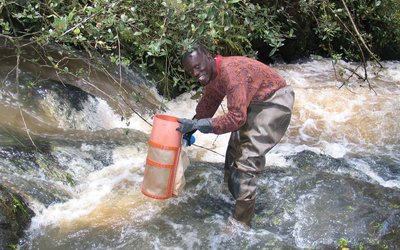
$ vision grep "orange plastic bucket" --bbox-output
[142,114,182,199]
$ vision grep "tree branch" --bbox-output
[340,0,382,67]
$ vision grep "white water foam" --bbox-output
[29,145,147,230]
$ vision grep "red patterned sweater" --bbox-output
[195,55,287,134]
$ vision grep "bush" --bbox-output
[298,0,400,61]
[1,0,399,97]
[0,0,292,97]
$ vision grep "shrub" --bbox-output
[1,0,399,97]
[0,0,292,97]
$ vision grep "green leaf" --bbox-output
[52,17,68,33]
[68,9,76,22]
[269,47,277,56]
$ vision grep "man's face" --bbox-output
[183,50,214,86]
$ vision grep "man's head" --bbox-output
[182,44,217,86]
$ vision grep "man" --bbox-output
[177,44,294,227]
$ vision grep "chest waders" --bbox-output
[224,86,295,226]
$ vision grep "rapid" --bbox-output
[0,44,399,249]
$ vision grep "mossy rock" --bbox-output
[0,185,34,249]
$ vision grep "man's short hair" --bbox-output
[182,44,210,63]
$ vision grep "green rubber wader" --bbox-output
[224,86,295,226]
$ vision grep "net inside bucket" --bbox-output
[141,114,182,199]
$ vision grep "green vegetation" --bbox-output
[1,0,399,97]
[7,244,18,250]
[338,237,349,249]
[10,193,29,216]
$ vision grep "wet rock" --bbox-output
[0,147,72,186]
[31,80,95,112]
[0,40,162,119]
[0,147,73,206]
[0,185,34,249]
[377,209,400,247]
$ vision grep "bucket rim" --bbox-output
[155,114,178,122]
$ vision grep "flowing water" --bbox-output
[0,44,399,249]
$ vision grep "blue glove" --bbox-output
[177,118,213,134]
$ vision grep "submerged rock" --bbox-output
[253,150,400,249]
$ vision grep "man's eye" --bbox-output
[195,65,200,69]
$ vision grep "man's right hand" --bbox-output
[177,118,213,134]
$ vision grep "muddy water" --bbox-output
[0,45,399,249]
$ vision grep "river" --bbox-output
[0,44,399,249]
